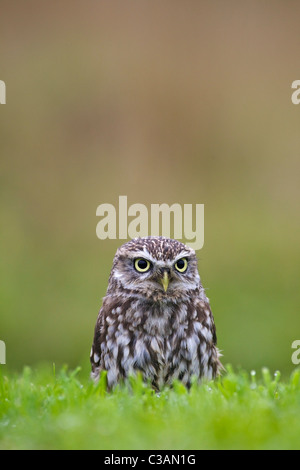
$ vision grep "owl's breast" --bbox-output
[126,301,190,387]
[102,297,216,389]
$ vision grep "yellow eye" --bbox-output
[134,258,151,273]
[174,258,188,273]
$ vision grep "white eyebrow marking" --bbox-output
[126,248,193,268]
[173,252,192,262]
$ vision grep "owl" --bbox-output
[90,236,222,390]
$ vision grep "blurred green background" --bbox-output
[1,1,299,376]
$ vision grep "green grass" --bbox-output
[1,365,300,450]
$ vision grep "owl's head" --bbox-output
[108,236,201,301]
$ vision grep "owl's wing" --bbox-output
[195,297,217,342]
[90,304,105,380]
[90,295,123,380]
[194,297,223,377]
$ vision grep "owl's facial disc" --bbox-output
[112,240,200,298]
[130,253,192,294]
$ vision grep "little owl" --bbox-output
[90,236,222,389]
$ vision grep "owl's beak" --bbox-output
[161,270,170,292]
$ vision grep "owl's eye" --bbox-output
[174,258,188,273]
[134,258,152,273]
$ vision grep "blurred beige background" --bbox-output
[1,1,299,375]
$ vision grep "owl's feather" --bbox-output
[91,236,222,389]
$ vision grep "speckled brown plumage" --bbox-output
[90,236,222,390]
